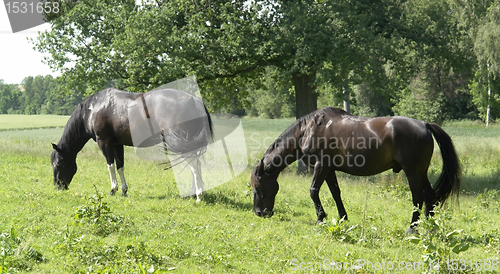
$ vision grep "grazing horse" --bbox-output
[51,87,213,201]
[251,107,460,232]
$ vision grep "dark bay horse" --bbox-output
[51,87,213,201]
[251,107,460,232]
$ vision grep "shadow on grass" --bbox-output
[145,191,253,211]
[272,208,307,218]
[146,195,170,200]
[460,173,500,195]
[202,192,253,212]
[336,170,500,198]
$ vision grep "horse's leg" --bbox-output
[325,171,347,221]
[114,145,128,197]
[422,176,435,217]
[310,162,330,224]
[406,172,433,234]
[97,139,118,195]
[188,156,204,202]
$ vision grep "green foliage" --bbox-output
[408,208,470,272]
[245,68,295,119]
[0,228,45,273]
[33,0,408,118]
[469,70,500,122]
[0,76,81,115]
[0,81,21,114]
[55,226,174,273]
[54,187,176,272]
[320,217,359,244]
[388,0,477,122]
[74,186,124,236]
[35,0,269,96]
[392,81,444,123]
[20,0,500,122]
[476,189,500,209]
[353,82,393,117]
[474,3,500,76]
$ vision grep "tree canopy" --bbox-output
[0,76,82,115]
[31,0,500,123]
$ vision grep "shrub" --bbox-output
[74,186,124,236]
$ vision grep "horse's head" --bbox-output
[51,143,77,190]
[251,159,279,218]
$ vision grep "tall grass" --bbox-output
[0,117,499,273]
[443,122,500,194]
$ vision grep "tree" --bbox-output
[386,0,477,123]
[18,75,58,114]
[0,80,21,114]
[35,0,405,119]
[444,0,500,124]
[245,67,295,118]
[35,0,268,99]
[0,75,80,115]
[474,3,500,125]
[469,69,500,122]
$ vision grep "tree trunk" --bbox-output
[487,64,491,127]
[343,85,350,114]
[292,72,317,119]
[292,72,317,174]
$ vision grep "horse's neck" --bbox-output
[263,153,291,175]
[58,107,91,158]
[263,134,301,175]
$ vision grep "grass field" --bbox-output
[0,115,70,131]
[0,115,499,273]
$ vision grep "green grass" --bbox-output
[442,122,500,194]
[0,116,499,273]
[0,115,70,131]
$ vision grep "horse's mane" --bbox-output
[262,107,349,160]
[57,93,98,154]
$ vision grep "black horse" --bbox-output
[251,107,460,233]
[51,87,213,201]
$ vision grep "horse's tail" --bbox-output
[161,105,213,170]
[426,123,461,205]
[204,105,214,142]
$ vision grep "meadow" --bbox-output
[0,115,70,131]
[0,115,499,273]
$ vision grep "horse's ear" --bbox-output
[51,143,59,152]
[256,159,265,176]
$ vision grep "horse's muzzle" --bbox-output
[255,208,273,218]
[54,180,69,190]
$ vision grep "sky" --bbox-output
[0,3,58,85]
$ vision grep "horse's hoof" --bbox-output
[121,190,128,197]
[406,227,418,235]
[316,213,327,225]
[196,193,204,202]
[110,189,117,196]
